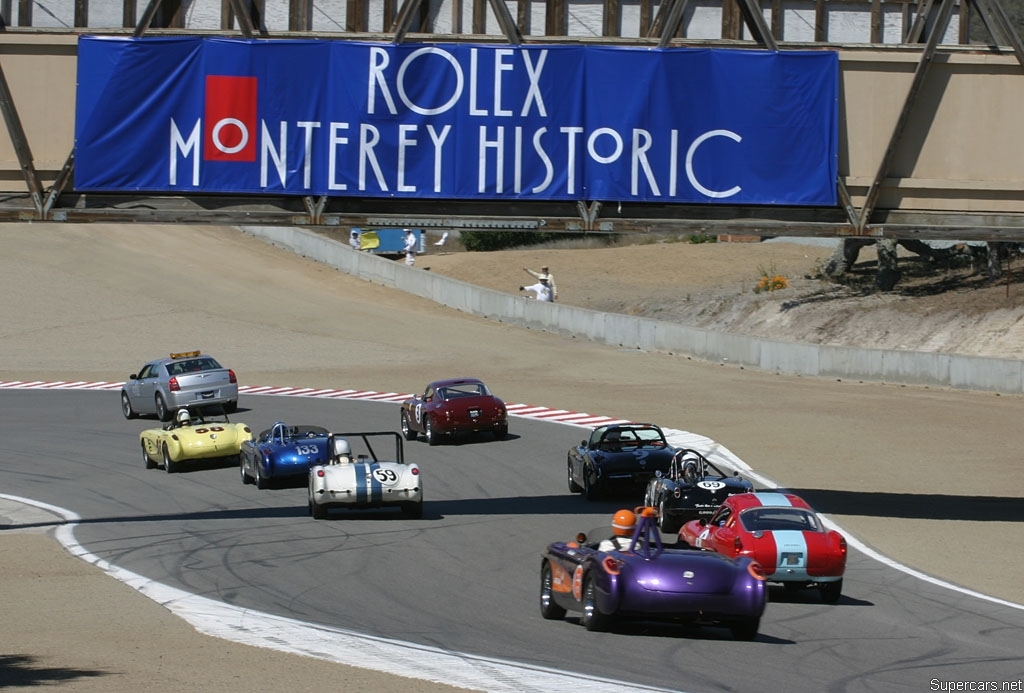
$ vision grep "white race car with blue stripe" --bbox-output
[308,431,423,520]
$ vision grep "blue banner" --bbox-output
[75,37,838,205]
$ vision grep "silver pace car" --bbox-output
[121,350,239,421]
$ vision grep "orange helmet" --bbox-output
[612,509,637,537]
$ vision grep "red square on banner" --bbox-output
[204,75,257,162]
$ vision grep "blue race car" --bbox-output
[540,507,767,639]
[240,421,331,489]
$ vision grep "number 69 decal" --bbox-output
[372,468,400,485]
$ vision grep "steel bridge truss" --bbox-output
[1,0,1023,241]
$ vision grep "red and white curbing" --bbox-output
[0,380,630,429]
[0,380,121,390]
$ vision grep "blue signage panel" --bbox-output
[75,37,838,205]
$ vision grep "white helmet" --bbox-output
[332,437,351,459]
[176,409,190,425]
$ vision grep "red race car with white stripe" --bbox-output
[678,492,847,603]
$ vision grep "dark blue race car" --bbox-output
[539,507,767,639]
[240,421,331,489]
[567,423,676,500]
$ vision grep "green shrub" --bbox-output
[687,233,717,244]
[460,231,562,251]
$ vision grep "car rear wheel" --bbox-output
[240,458,252,485]
[121,391,138,420]
[819,579,843,604]
[657,499,677,534]
[730,617,760,641]
[401,501,423,519]
[142,441,156,470]
[425,417,438,446]
[163,444,177,474]
[567,460,583,494]
[583,470,600,501]
[400,411,417,441]
[539,561,567,620]
[310,495,328,520]
[581,576,610,632]
[493,424,508,441]
[254,464,268,490]
[224,400,238,414]
[155,394,170,422]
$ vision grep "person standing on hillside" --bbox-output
[519,275,553,302]
[402,229,418,267]
[524,265,557,300]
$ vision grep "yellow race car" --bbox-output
[141,406,253,474]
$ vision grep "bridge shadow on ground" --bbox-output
[785,487,1024,523]
[0,654,109,687]
[7,490,1017,529]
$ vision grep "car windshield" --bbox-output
[739,507,821,533]
[596,426,666,449]
[167,357,222,375]
[188,406,230,425]
[442,382,489,398]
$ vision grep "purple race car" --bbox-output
[539,507,767,639]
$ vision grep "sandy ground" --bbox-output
[2,224,1023,691]
[408,232,1024,359]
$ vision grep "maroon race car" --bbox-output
[400,378,508,445]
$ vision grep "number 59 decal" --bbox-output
[372,468,400,485]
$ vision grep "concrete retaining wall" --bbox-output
[241,226,1024,395]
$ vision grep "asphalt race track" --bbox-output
[2,387,1022,692]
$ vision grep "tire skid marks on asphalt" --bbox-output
[0,493,680,693]
[4,384,1024,693]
